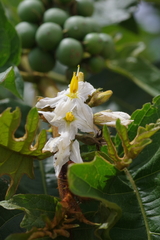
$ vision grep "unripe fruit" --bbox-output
[88,56,105,73]
[76,0,94,17]
[99,33,115,59]
[56,38,83,67]
[36,22,63,51]
[64,16,91,40]
[16,22,38,49]
[85,17,101,32]
[83,33,104,55]
[28,47,55,72]
[43,8,69,27]
[17,0,45,23]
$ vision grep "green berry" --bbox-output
[28,47,55,72]
[99,33,115,59]
[56,38,83,67]
[88,56,105,73]
[85,17,101,32]
[76,0,94,17]
[43,8,69,27]
[64,16,90,40]
[17,0,45,23]
[16,22,38,49]
[83,33,104,55]
[36,22,63,51]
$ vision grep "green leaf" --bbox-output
[0,194,60,240]
[0,107,52,199]
[102,117,160,169]
[93,0,138,26]
[104,95,160,239]
[68,153,122,239]
[119,95,160,144]
[0,2,21,67]
[0,194,59,231]
[106,54,160,96]
[68,95,160,239]
[0,98,31,137]
[5,21,21,65]
[0,178,24,240]
[1,195,105,240]
[0,66,24,99]
[2,0,22,26]
[115,42,146,58]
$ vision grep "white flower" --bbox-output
[36,68,96,137]
[43,133,82,177]
[54,139,83,177]
[36,71,96,111]
[94,110,133,127]
[42,132,70,153]
[39,102,95,140]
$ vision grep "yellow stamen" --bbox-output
[65,112,75,122]
[69,72,78,94]
[67,65,82,98]
[78,72,84,82]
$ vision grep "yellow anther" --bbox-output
[78,72,84,82]
[65,112,75,122]
[70,72,78,94]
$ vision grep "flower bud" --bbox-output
[88,90,113,107]
[94,110,133,127]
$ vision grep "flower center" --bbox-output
[65,112,75,122]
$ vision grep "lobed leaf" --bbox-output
[0,107,52,199]
[102,112,160,169]
[0,194,60,231]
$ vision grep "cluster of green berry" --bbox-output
[16,0,115,74]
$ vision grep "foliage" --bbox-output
[0,107,52,200]
[68,95,160,240]
[0,1,23,99]
[0,0,160,240]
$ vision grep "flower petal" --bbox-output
[76,100,96,132]
[36,90,67,109]
[94,110,133,127]
[102,111,131,121]
[78,81,96,101]
[104,119,133,127]
[43,137,61,152]
[70,140,83,164]
[38,111,55,123]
